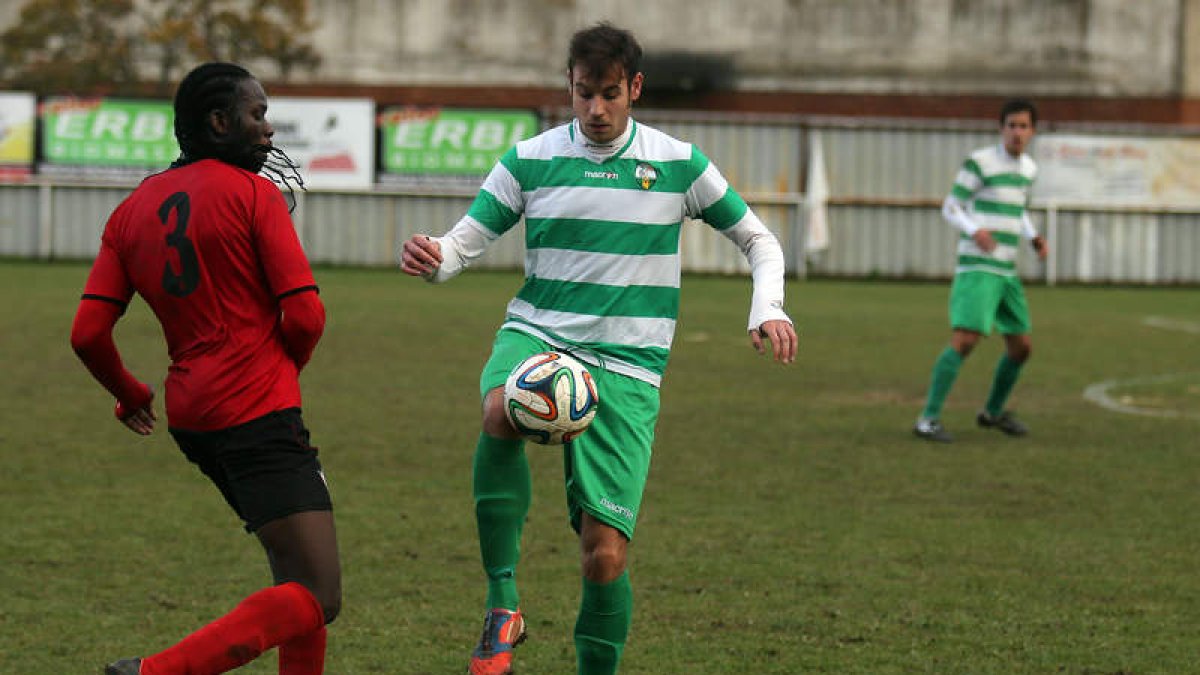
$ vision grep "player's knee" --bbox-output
[322,600,341,625]
[315,587,341,624]
[955,337,979,356]
[581,542,627,583]
[1011,344,1032,363]
[482,412,520,439]
[294,570,341,625]
[482,390,520,439]
[950,331,980,356]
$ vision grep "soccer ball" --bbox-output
[504,351,599,444]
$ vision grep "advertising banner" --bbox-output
[268,97,375,190]
[1034,134,1200,208]
[0,92,37,181]
[379,107,539,187]
[37,96,376,189]
[40,97,178,179]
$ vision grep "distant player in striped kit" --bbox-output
[400,22,797,675]
[913,99,1049,443]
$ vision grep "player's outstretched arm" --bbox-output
[750,319,798,364]
[399,217,498,283]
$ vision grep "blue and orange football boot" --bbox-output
[468,608,527,675]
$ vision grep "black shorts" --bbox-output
[169,408,332,533]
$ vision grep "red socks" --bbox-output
[278,626,327,675]
[140,582,325,675]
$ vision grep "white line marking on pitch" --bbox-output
[1142,316,1200,334]
[1085,318,1200,418]
[1083,373,1200,420]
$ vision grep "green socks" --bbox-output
[922,348,1025,421]
[575,572,632,675]
[984,353,1024,417]
[921,346,963,420]
[473,433,530,611]
[476,431,634,673]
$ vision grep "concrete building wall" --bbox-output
[298,0,1184,97]
[1183,0,1200,97]
[2,0,1198,114]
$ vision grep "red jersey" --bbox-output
[82,159,317,431]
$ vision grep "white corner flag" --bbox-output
[805,131,830,255]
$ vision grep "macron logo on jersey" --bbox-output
[584,169,619,180]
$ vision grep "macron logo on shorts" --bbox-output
[600,497,634,521]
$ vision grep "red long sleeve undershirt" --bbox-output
[69,300,152,412]
[278,290,325,371]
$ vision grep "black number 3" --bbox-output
[158,192,200,297]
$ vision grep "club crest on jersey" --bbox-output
[635,163,658,190]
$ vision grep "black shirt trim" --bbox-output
[277,285,319,301]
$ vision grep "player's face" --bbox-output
[570,64,643,144]
[205,78,274,172]
[1001,110,1035,157]
[233,79,274,171]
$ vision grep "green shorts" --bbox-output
[949,271,1031,335]
[481,328,659,541]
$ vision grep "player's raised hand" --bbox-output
[750,319,797,364]
[400,234,443,278]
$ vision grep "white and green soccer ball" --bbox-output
[504,351,600,445]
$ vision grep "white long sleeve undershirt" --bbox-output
[942,196,1039,239]
[719,211,793,331]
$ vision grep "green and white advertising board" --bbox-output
[40,97,178,178]
[379,107,539,186]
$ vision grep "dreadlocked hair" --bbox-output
[171,62,306,212]
[171,62,252,168]
[260,145,306,213]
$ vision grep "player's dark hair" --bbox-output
[1000,98,1038,127]
[567,22,642,85]
[172,62,253,167]
[171,62,305,211]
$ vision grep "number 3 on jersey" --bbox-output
[159,191,200,297]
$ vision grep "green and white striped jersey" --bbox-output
[942,144,1038,277]
[428,119,790,387]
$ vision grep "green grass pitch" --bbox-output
[3,260,1198,673]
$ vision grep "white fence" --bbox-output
[3,112,1198,284]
